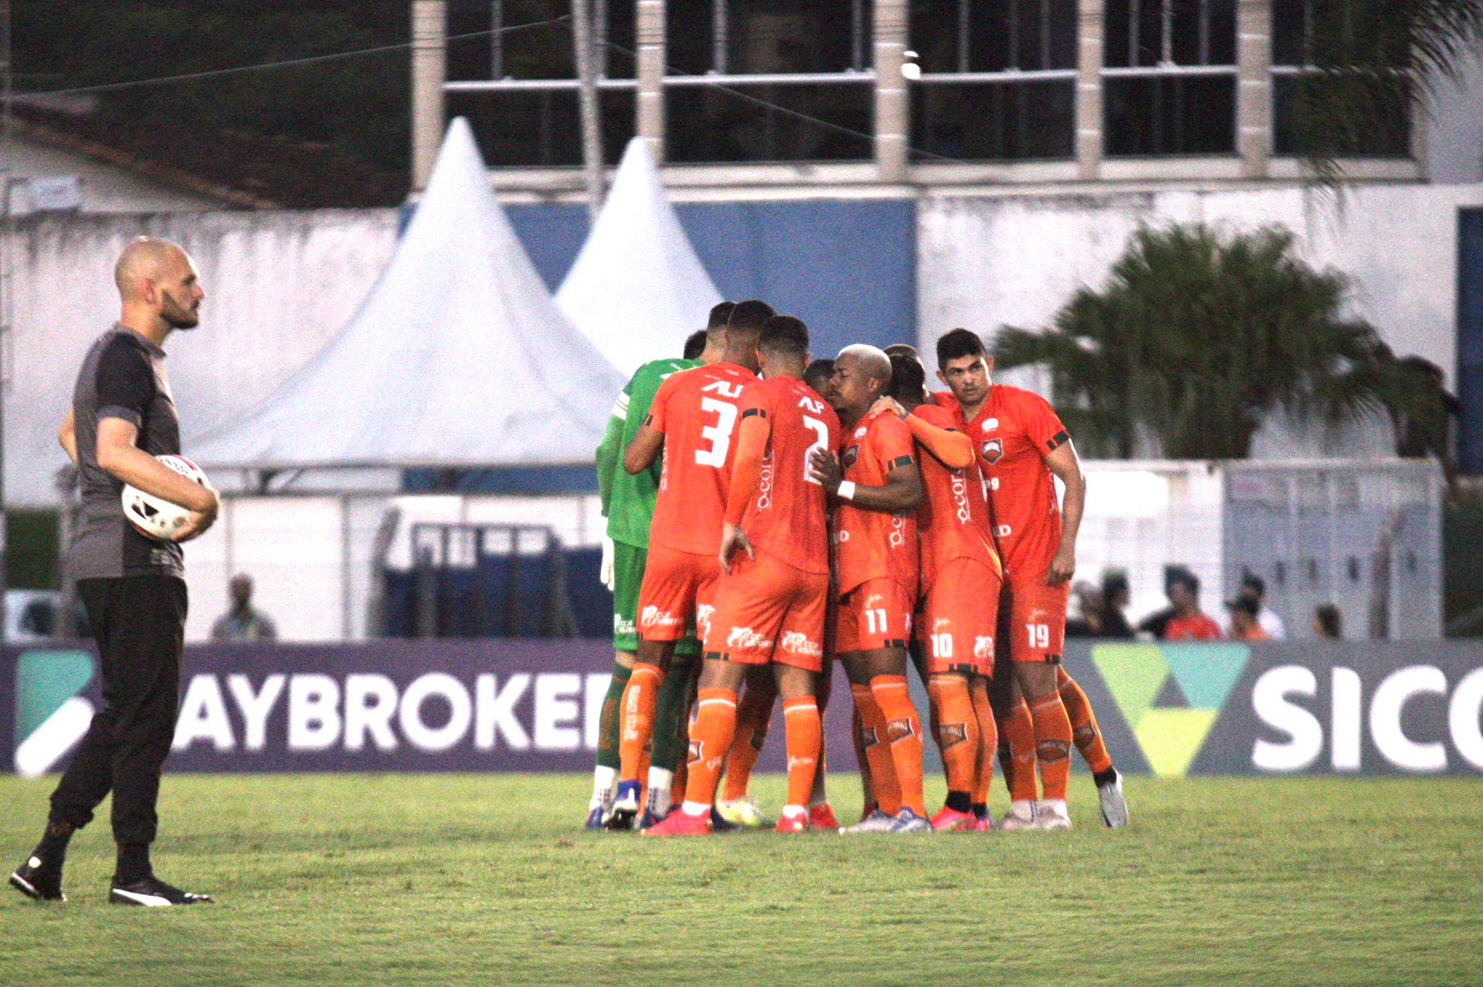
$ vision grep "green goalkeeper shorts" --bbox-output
[612,541,701,656]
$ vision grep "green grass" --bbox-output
[2,773,1481,986]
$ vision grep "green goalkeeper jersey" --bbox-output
[596,356,702,548]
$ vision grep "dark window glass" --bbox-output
[1104,0,1234,67]
[447,0,635,81]
[910,1,1077,73]
[1104,75,1235,155]
[666,82,873,162]
[911,79,1075,160]
[1272,76,1411,158]
[1270,0,1308,66]
[449,90,636,166]
[668,0,873,75]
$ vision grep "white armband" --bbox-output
[837,481,857,502]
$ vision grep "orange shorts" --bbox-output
[917,557,1002,675]
[833,577,914,655]
[702,551,828,672]
[997,575,1069,664]
[637,542,721,643]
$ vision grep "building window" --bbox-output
[664,0,874,163]
[1269,0,1410,158]
[1103,0,1237,156]
[444,0,637,167]
[909,0,1078,161]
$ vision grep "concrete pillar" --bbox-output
[637,0,666,162]
[411,0,447,191]
[1076,0,1104,180]
[1236,0,1271,178]
[874,0,909,183]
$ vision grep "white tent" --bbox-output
[190,118,624,469]
[555,138,723,376]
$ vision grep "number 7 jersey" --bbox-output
[645,360,759,556]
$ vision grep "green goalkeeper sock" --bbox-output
[649,656,695,774]
[595,663,633,772]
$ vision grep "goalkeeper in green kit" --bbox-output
[586,302,731,829]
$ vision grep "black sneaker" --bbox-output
[9,855,66,902]
[109,875,214,907]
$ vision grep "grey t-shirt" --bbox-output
[68,325,185,581]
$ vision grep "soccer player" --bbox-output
[606,299,776,830]
[586,303,732,828]
[933,328,1128,830]
[645,315,839,835]
[809,345,931,833]
[10,238,217,906]
[881,352,1004,832]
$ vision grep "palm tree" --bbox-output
[992,224,1386,459]
[1291,0,1483,183]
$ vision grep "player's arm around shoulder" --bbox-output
[905,402,974,469]
[809,415,921,513]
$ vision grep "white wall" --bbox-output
[4,209,399,506]
[5,134,226,213]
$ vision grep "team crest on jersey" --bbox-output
[984,418,998,430]
[842,447,859,468]
[981,438,1003,464]
[854,426,867,439]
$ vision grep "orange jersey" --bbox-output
[737,376,840,575]
[908,403,1001,587]
[647,361,758,556]
[935,386,1067,581]
[833,410,919,597]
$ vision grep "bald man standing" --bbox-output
[10,237,218,907]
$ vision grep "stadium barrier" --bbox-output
[4,640,1480,778]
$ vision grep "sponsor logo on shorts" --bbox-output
[614,615,637,637]
[981,439,1003,464]
[696,604,716,635]
[726,626,772,650]
[854,426,867,439]
[640,606,680,630]
[780,631,823,657]
[973,636,996,659]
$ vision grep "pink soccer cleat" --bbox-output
[929,806,978,832]
[641,808,711,837]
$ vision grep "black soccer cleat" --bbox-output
[10,855,66,902]
[109,875,214,907]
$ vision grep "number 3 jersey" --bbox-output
[735,375,840,575]
[833,409,920,597]
[645,360,759,556]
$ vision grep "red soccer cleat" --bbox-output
[641,808,711,837]
[808,803,840,830]
[973,816,992,832]
[930,806,978,832]
[775,811,809,833]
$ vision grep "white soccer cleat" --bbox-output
[1097,769,1128,829]
[1035,800,1072,831]
[716,796,770,830]
[839,809,896,834]
[998,801,1038,831]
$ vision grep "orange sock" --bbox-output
[999,696,1039,804]
[721,674,776,801]
[782,696,821,809]
[1027,692,1073,801]
[870,675,926,817]
[851,683,901,815]
[618,664,663,784]
[970,677,997,806]
[680,687,738,811]
[926,677,979,801]
[1058,667,1113,775]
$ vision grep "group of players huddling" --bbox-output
[588,300,1128,835]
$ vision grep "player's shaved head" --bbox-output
[114,237,188,302]
[837,344,892,385]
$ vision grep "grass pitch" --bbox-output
[2,773,1481,987]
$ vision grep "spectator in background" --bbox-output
[210,574,277,642]
[1218,572,1286,640]
[682,329,708,361]
[1313,604,1343,640]
[1064,580,1104,638]
[1143,566,1221,642]
[1100,570,1136,639]
[1225,596,1268,641]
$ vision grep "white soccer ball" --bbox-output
[121,454,209,542]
